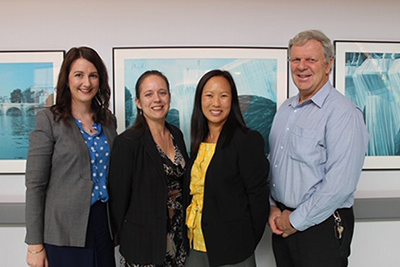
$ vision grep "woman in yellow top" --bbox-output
[183,70,270,267]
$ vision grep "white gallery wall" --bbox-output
[1,0,400,266]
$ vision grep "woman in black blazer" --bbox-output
[183,70,270,267]
[108,70,188,267]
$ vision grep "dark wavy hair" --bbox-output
[50,46,112,125]
[130,70,170,130]
[190,69,247,155]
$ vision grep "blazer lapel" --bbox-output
[69,116,92,181]
[141,128,167,182]
[103,122,117,148]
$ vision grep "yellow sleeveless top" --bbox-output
[186,142,216,252]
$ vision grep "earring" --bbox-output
[139,109,143,115]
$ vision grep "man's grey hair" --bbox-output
[288,30,334,64]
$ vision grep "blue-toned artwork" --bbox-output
[0,62,54,160]
[344,52,400,156]
[0,51,63,173]
[122,57,282,154]
[335,41,400,169]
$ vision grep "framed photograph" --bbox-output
[0,50,64,173]
[334,41,400,169]
[113,46,288,154]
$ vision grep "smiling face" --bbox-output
[136,74,170,124]
[68,58,99,108]
[290,39,333,103]
[201,76,232,129]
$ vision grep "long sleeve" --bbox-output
[290,106,368,231]
[237,130,270,244]
[269,82,368,232]
[25,110,55,244]
[108,134,135,236]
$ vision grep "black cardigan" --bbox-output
[183,126,270,267]
[108,123,188,265]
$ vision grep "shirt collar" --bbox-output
[74,119,102,137]
[289,80,332,108]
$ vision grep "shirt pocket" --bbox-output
[288,125,326,165]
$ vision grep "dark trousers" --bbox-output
[185,249,256,267]
[272,207,354,267]
[45,201,116,267]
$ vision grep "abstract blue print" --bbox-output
[345,52,400,156]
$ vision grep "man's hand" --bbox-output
[274,209,297,238]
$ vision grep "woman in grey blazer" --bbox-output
[25,47,117,267]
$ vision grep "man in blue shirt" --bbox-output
[268,30,369,267]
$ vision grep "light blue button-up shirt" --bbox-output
[269,81,368,231]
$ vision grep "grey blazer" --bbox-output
[25,108,117,247]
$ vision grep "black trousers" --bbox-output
[184,249,256,267]
[45,201,116,267]
[272,207,354,267]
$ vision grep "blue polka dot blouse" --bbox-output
[75,119,110,205]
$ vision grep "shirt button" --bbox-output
[286,127,289,131]
[294,110,297,113]
[280,146,283,149]
[272,184,276,187]
[275,165,278,168]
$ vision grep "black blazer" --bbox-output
[183,126,270,267]
[108,123,188,265]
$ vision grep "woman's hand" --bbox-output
[268,205,284,235]
[26,244,48,267]
[274,210,297,238]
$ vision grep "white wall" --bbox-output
[1,0,400,266]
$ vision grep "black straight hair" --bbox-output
[190,69,247,155]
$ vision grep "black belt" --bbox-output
[274,200,295,212]
[274,199,352,215]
